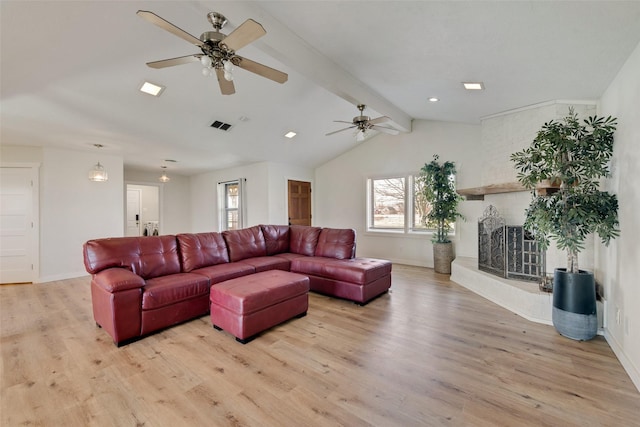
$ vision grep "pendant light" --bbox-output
[88,162,108,182]
[159,166,170,183]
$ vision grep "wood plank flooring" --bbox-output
[1,265,638,426]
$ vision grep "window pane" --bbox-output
[412,176,431,230]
[226,183,238,209]
[372,178,405,229]
[226,209,238,230]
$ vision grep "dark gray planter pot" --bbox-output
[552,268,597,341]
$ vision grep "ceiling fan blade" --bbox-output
[333,120,355,125]
[369,115,391,125]
[326,126,355,136]
[222,19,266,52]
[146,54,201,69]
[137,10,203,47]
[215,68,236,95]
[235,56,288,84]
[371,125,400,135]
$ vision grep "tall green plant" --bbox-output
[419,155,464,243]
[510,108,619,273]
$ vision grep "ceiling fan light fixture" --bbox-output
[200,55,212,67]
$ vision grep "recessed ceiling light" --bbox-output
[428,97,439,102]
[140,81,165,96]
[284,131,297,138]
[463,82,484,90]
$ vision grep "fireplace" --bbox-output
[478,205,544,282]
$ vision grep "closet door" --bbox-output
[0,166,38,284]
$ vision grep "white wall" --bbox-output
[598,40,640,390]
[190,162,269,232]
[314,120,482,266]
[124,170,191,235]
[0,146,124,282]
[190,161,315,232]
[267,162,314,225]
[40,148,123,281]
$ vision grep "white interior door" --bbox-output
[126,189,141,236]
[0,167,38,284]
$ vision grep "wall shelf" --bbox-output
[458,181,558,200]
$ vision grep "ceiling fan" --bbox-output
[137,10,288,95]
[326,104,400,142]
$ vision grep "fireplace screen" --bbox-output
[478,206,544,282]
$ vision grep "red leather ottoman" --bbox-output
[210,270,310,343]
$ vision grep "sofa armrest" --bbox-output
[93,268,145,293]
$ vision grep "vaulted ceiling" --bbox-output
[2,1,640,175]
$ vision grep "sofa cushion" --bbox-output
[289,225,322,256]
[83,235,180,279]
[236,256,290,273]
[177,232,229,272]
[314,228,356,259]
[260,224,290,255]
[191,263,255,285]
[142,273,210,310]
[291,257,392,285]
[223,226,267,262]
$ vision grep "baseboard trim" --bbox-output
[604,329,640,393]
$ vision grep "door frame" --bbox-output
[124,181,163,236]
[0,162,40,283]
[285,177,313,226]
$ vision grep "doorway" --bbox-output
[287,180,312,226]
[125,183,161,236]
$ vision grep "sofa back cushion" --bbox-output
[260,225,290,255]
[83,235,180,279]
[222,226,267,262]
[177,232,229,272]
[314,228,356,259]
[289,225,322,256]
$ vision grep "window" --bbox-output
[370,177,405,229]
[219,179,245,231]
[367,174,450,234]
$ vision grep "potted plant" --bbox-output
[418,155,464,274]
[511,108,619,340]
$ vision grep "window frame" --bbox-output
[366,173,453,236]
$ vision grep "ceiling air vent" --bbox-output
[210,120,232,131]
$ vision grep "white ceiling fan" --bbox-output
[137,10,288,95]
[326,104,400,141]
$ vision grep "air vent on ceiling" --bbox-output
[210,120,232,131]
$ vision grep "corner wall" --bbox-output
[598,40,640,390]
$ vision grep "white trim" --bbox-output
[37,272,88,284]
[605,329,640,392]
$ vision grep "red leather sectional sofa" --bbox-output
[83,225,392,345]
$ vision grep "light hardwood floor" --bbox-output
[1,265,638,426]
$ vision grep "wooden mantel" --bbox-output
[457,181,558,200]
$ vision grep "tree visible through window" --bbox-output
[368,174,449,234]
[371,177,405,229]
